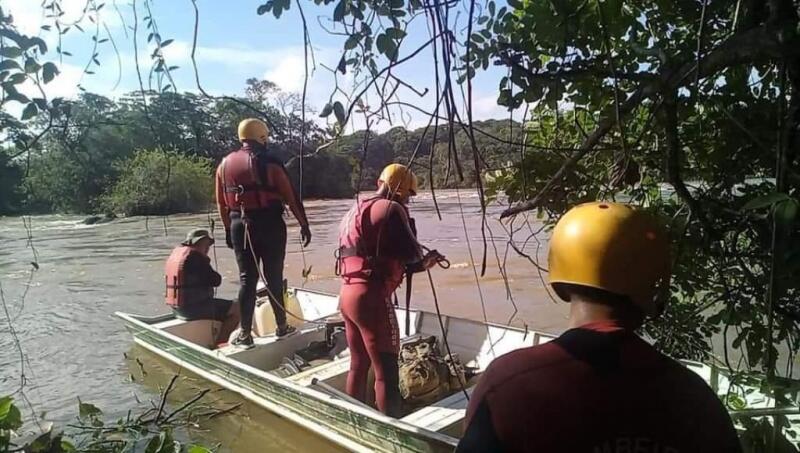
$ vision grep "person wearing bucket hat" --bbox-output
[164,228,239,342]
[456,202,740,453]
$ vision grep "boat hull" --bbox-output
[119,311,458,453]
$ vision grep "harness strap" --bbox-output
[337,245,360,258]
[224,184,281,195]
[220,151,280,203]
[405,271,413,336]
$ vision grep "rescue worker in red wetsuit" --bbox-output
[337,164,444,416]
[215,118,311,349]
[457,202,742,453]
[164,228,239,342]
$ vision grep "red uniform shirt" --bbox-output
[457,321,742,453]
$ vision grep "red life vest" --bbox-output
[336,196,409,291]
[164,246,212,307]
[219,145,282,211]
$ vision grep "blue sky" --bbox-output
[6,0,514,132]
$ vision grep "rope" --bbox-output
[240,210,326,326]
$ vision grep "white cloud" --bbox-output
[42,63,85,99]
[4,0,124,37]
[263,54,308,93]
[472,92,509,120]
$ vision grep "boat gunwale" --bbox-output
[114,308,461,450]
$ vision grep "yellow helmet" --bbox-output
[238,118,270,145]
[379,163,418,197]
[548,202,670,316]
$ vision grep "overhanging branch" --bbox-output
[500,22,800,218]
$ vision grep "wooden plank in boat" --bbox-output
[289,356,352,386]
[401,387,475,433]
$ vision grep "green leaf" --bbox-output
[0,60,20,71]
[497,88,512,107]
[333,101,346,125]
[0,46,22,58]
[24,58,41,74]
[344,33,361,50]
[507,0,522,8]
[4,90,31,104]
[60,439,77,452]
[742,192,792,210]
[0,29,23,45]
[257,3,270,14]
[775,199,799,232]
[27,37,48,53]
[187,447,212,453]
[21,102,38,120]
[385,27,406,40]
[78,401,103,420]
[160,39,174,48]
[272,1,285,19]
[375,33,397,60]
[0,397,23,430]
[336,54,347,74]
[42,62,59,84]
[319,103,333,118]
[388,0,404,8]
[376,33,388,55]
[7,72,27,84]
[333,0,347,21]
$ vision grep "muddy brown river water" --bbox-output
[0,190,566,451]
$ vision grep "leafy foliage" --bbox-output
[103,149,213,216]
[0,396,213,453]
[0,7,60,124]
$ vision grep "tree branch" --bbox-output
[500,22,800,218]
[663,91,703,217]
[500,83,653,218]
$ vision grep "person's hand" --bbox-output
[225,229,233,249]
[422,250,446,270]
[300,224,312,247]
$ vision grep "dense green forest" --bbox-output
[0,78,515,216]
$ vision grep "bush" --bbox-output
[0,150,24,215]
[1,394,213,453]
[285,150,355,199]
[104,149,213,216]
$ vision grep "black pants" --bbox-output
[174,298,232,322]
[230,207,287,334]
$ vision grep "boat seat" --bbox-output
[159,318,222,349]
[288,353,351,386]
[400,386,475,433]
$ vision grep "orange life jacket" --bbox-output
[164,245,212,307]
[219,145,282,211]
[336,196,411,291]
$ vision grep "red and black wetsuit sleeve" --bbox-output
[369,200,420,264]
[183,252,222,288]
[266,162,309,228]
[456,399,504,452]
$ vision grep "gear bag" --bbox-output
[398,335,466,405]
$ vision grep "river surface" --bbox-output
[0,190,564,451]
